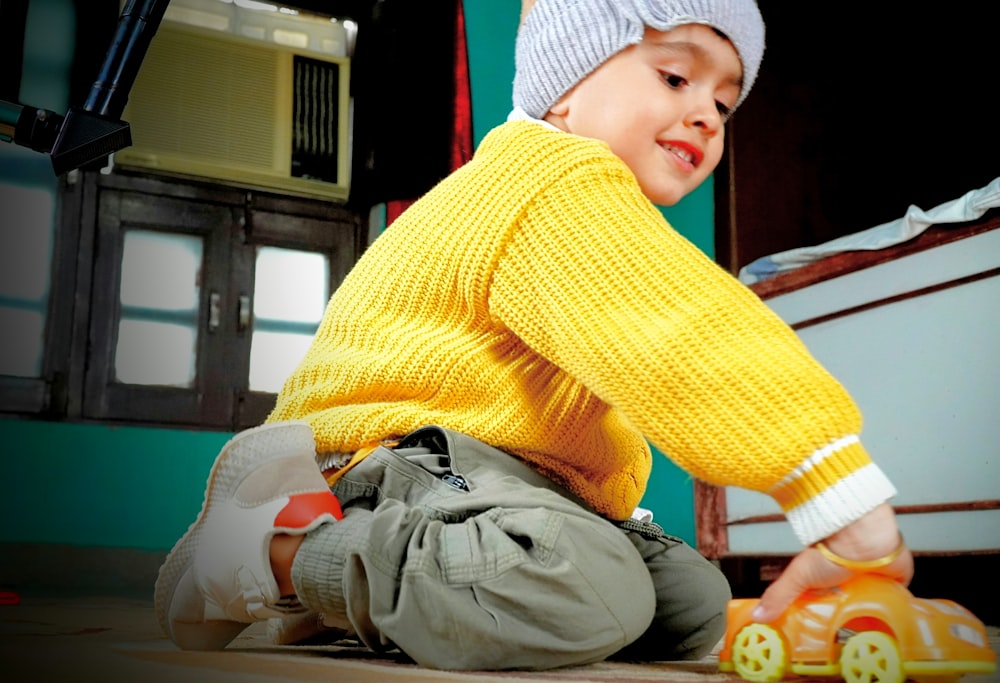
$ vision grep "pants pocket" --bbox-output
[438,507,562,584]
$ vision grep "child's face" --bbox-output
[545,24,742,206]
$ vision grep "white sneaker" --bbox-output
[154,421,342,650]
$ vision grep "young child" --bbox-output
[155,0,913,670]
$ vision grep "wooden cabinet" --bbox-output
[701,3,1000,589]
[697,214,1000,564]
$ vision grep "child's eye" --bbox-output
[715,101,732,119]
[659,72,687,89]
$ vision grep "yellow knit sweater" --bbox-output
[268,120,896,545]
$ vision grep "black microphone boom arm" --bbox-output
[0,0,171,175]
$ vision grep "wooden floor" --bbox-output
[2,595,998,683]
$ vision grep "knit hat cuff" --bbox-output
[515,2,644,121]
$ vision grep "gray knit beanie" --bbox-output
[513,0,765,119]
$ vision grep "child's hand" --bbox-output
[750,503,914,622]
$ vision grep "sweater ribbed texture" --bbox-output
[268,120,895,545]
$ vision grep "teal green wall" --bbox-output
[465,2,520,148]
[1,420,229,550]
[2,0,715,552]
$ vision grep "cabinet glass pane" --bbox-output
[115,230,202,386]
[120,230,201,310]
[0,183,54,377]
[253,247,328,322]
[115,320,198,386]
[0,308,45,377]
[249,246,328,392]
[249,330,315,394]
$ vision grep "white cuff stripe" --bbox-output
[767,434,861,495]
[785,463,898,546]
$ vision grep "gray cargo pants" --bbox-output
[291,426,730,670]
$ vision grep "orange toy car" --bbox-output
[718,574,996,683]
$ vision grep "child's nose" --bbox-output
[685,97,723,136]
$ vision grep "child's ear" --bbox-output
[548,95,570,117]
[543,90,575,132]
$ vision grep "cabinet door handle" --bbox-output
[208,292,221,333]
[238,294,251,333]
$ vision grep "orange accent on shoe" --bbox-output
[275,491,344,529]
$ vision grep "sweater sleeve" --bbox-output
[488,158,896,545]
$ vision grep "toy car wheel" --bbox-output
[839,631,905,683]
[731,623,788,682]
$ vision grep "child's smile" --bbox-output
[660,140,704,173]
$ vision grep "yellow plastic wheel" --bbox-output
[839,631,905,683]
[731,623,788,682]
